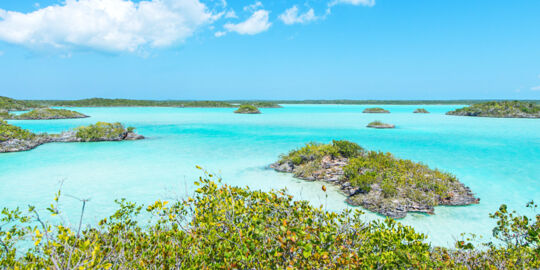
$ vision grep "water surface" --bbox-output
[1,105,539,247]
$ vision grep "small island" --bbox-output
[413,108,429,113]
[10,108,89,120]
[362,107,390,113]
[0,121,144,153]
[446,101,540,118]
[234,104,261,114]
[271,140,479,218]
[367,121,395,129]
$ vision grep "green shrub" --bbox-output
[447,101,540,117]
[234,104,261,114]
[331,139,363,158]
[363,107,390,113]
[75,122,126,141]
[0,120,36,142]
[0,96,38,111]
[0,174,537,268]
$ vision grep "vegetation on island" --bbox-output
[0,96,40,111]
[447,101,540,118]
[367,120,395,129]
[27,98,287,109]
[1,121,143,153]
[363,107,390,113]
[31,98,237,108]
[414,108,430,113]
[74,122,139,142]
[12,108,88,120]
[0,120,36,142]
[273,141,478,218]
[241,101,282,108]
[0,110,10,120]
[234,104,261,114]
[0,174,537,268]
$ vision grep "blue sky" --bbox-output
[0,0,539,100]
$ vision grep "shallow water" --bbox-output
[1,105,539,247]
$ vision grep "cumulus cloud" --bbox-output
[279,6,316,25]
[329,0,375,7]
[531,86,540,91]
[224,9,271,35]
[0,0,219,52]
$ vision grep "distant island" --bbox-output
[447,101,540,118]
[242,99,540,105]
[367,121,395,129]
[4,96,540,108]
[234,104,261,114]
[271,140,479,218]
[3,108,89,120]
[0,121,143,153]
[363,107,390,113]
[414,108,429,113]
[24,98,282,108]
[0,96,41,111]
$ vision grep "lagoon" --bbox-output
[1,104,539,247]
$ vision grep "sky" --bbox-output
[0,0,539,100]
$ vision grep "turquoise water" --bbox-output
[1,105,539,247]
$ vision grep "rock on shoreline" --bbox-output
[0,122,144,153]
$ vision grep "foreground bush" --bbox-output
[0,172,538,269]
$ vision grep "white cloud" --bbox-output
[225,10,237,18]
[224,9,271,35]
[243,1,263,12]
[214,31,227,37]
[279,6,316,25]
[0,51,4,56]
[0,0,219,53]
[329,0,375,7]
[531,86,540,91]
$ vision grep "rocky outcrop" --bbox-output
[362,108,390,113]
[367,122,395,129]
[271,155,479,219]
[234,105,261,114]
[0,136,50,153]
[1,130,144,153]
[413,108,429,113]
